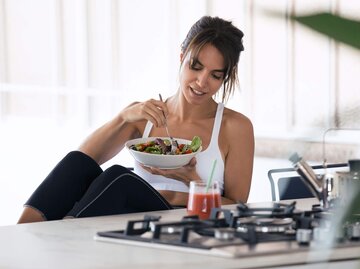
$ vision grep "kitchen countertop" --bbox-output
[0,198,359,269]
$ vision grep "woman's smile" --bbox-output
[190,86,206,96]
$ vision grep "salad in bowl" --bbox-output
[125,136,202,169]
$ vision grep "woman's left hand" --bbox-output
[140,157,201,186]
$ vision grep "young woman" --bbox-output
[18,16,254,223]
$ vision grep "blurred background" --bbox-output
[0,0,359,225]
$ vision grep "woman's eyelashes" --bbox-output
[189,61,202,71]
[212,73,223,80]
[189,63,224,81]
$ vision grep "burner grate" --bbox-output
[236,201,298,218]
[95,201,360,259]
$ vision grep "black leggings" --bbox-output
[25,151,172,221]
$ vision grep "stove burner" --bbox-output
[236,218,293,233]
[255,218,275,225]
[236,202,299,218]
[272,218,293,225]
[235,217,294,234]
[236,217,256,224]
[96,201,360,256]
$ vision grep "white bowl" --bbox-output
[125,137,202,169]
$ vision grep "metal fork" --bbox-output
[158,94,178,154]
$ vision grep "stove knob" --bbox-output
[313,227,329,242]
[214,228,235,241]
[296,229,312,245]
[347,222,360,240]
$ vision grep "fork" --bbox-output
[158,94,178,154]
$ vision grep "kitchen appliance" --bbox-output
[94,201,360,259]
[290,153,360,209]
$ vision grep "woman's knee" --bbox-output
[102,165,133,179]
[83,165,135,193]
[17,206,46,224]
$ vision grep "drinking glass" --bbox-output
[187,181,221,220]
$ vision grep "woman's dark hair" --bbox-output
[181,16,244,103]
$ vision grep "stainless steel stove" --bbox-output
[94,202,360,259]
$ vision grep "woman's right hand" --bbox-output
[120,99,169,128]
[78,98,169,165]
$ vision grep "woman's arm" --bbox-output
[78,114,136,165]
[221,111,254,204]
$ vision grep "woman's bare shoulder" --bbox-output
[222,107,253,134]
[219,107,254,157]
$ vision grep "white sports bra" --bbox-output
[133,103,225,193]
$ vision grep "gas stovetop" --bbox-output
[94,202,360,259]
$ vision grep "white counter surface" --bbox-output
[1,198,359,269]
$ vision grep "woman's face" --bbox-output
[179,43,225,105]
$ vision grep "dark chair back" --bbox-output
[277,176,314,200]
